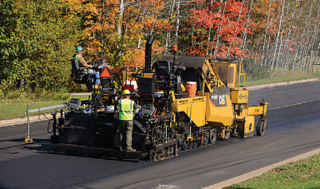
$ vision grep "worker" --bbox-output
[118,89,139,152]
[74,46,100,86]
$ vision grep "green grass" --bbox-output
[0,94,90,120]
[246,74,320,86]
[245,67,320,86]
[225,154,320,189]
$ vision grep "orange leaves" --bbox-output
[184,0,251,58]
[66,0,169,73]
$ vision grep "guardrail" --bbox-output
[25,104,65,143]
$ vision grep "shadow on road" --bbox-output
[0,138,50,150]
[22,140,143,163]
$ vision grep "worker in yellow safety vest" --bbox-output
[118,89,139,152]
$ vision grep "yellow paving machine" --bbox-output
[48,36,268,161]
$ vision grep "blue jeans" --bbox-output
[85,69,100,85]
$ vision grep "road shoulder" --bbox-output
[203,148,320,189]
[0,113,52,128]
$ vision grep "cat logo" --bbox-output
[239,92,248,101]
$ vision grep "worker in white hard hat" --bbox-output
[118,89,139,152]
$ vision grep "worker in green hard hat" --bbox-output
[74,46,100,86]
[118,89,139,152]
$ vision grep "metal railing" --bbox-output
[25,104,65,143]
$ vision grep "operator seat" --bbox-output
[71,59,92,90]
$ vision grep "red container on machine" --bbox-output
[123,80,137,92]
[187,81,197,98]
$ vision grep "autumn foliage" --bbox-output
[64,0,167,71]
[1,0,319,95]
[0,0,81,94]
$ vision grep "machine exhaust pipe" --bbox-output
[145,36,154,73]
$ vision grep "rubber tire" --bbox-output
[203,133,209,146]
[182,140,189,151]
[256,119,267,136]
[224,131,231,140]
[209,129,217,144]
[192,141,197,148]
[177,135,183,152]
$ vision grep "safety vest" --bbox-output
[118,99,135,120]
[74,55,82,67]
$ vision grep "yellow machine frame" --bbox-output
[117,57,268,141]
[174,57,268,140]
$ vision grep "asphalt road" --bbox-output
[1,80,320,189]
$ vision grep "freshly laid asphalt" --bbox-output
[0,80,320,189]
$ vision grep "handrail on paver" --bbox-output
[25,104,65,144]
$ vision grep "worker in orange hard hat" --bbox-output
[117,89,139,152]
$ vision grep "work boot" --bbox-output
[127,148,136,152]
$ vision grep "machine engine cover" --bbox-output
[155,60,171,78]
[138,77,156,94]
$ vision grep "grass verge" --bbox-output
[0,94,90,120]
[1,69,320,120]
[225,154,320,189]
[246,74,320,86]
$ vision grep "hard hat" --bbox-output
[76,46,84,52]
[123,89,131,95]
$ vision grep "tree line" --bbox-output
[1,0,319,95]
